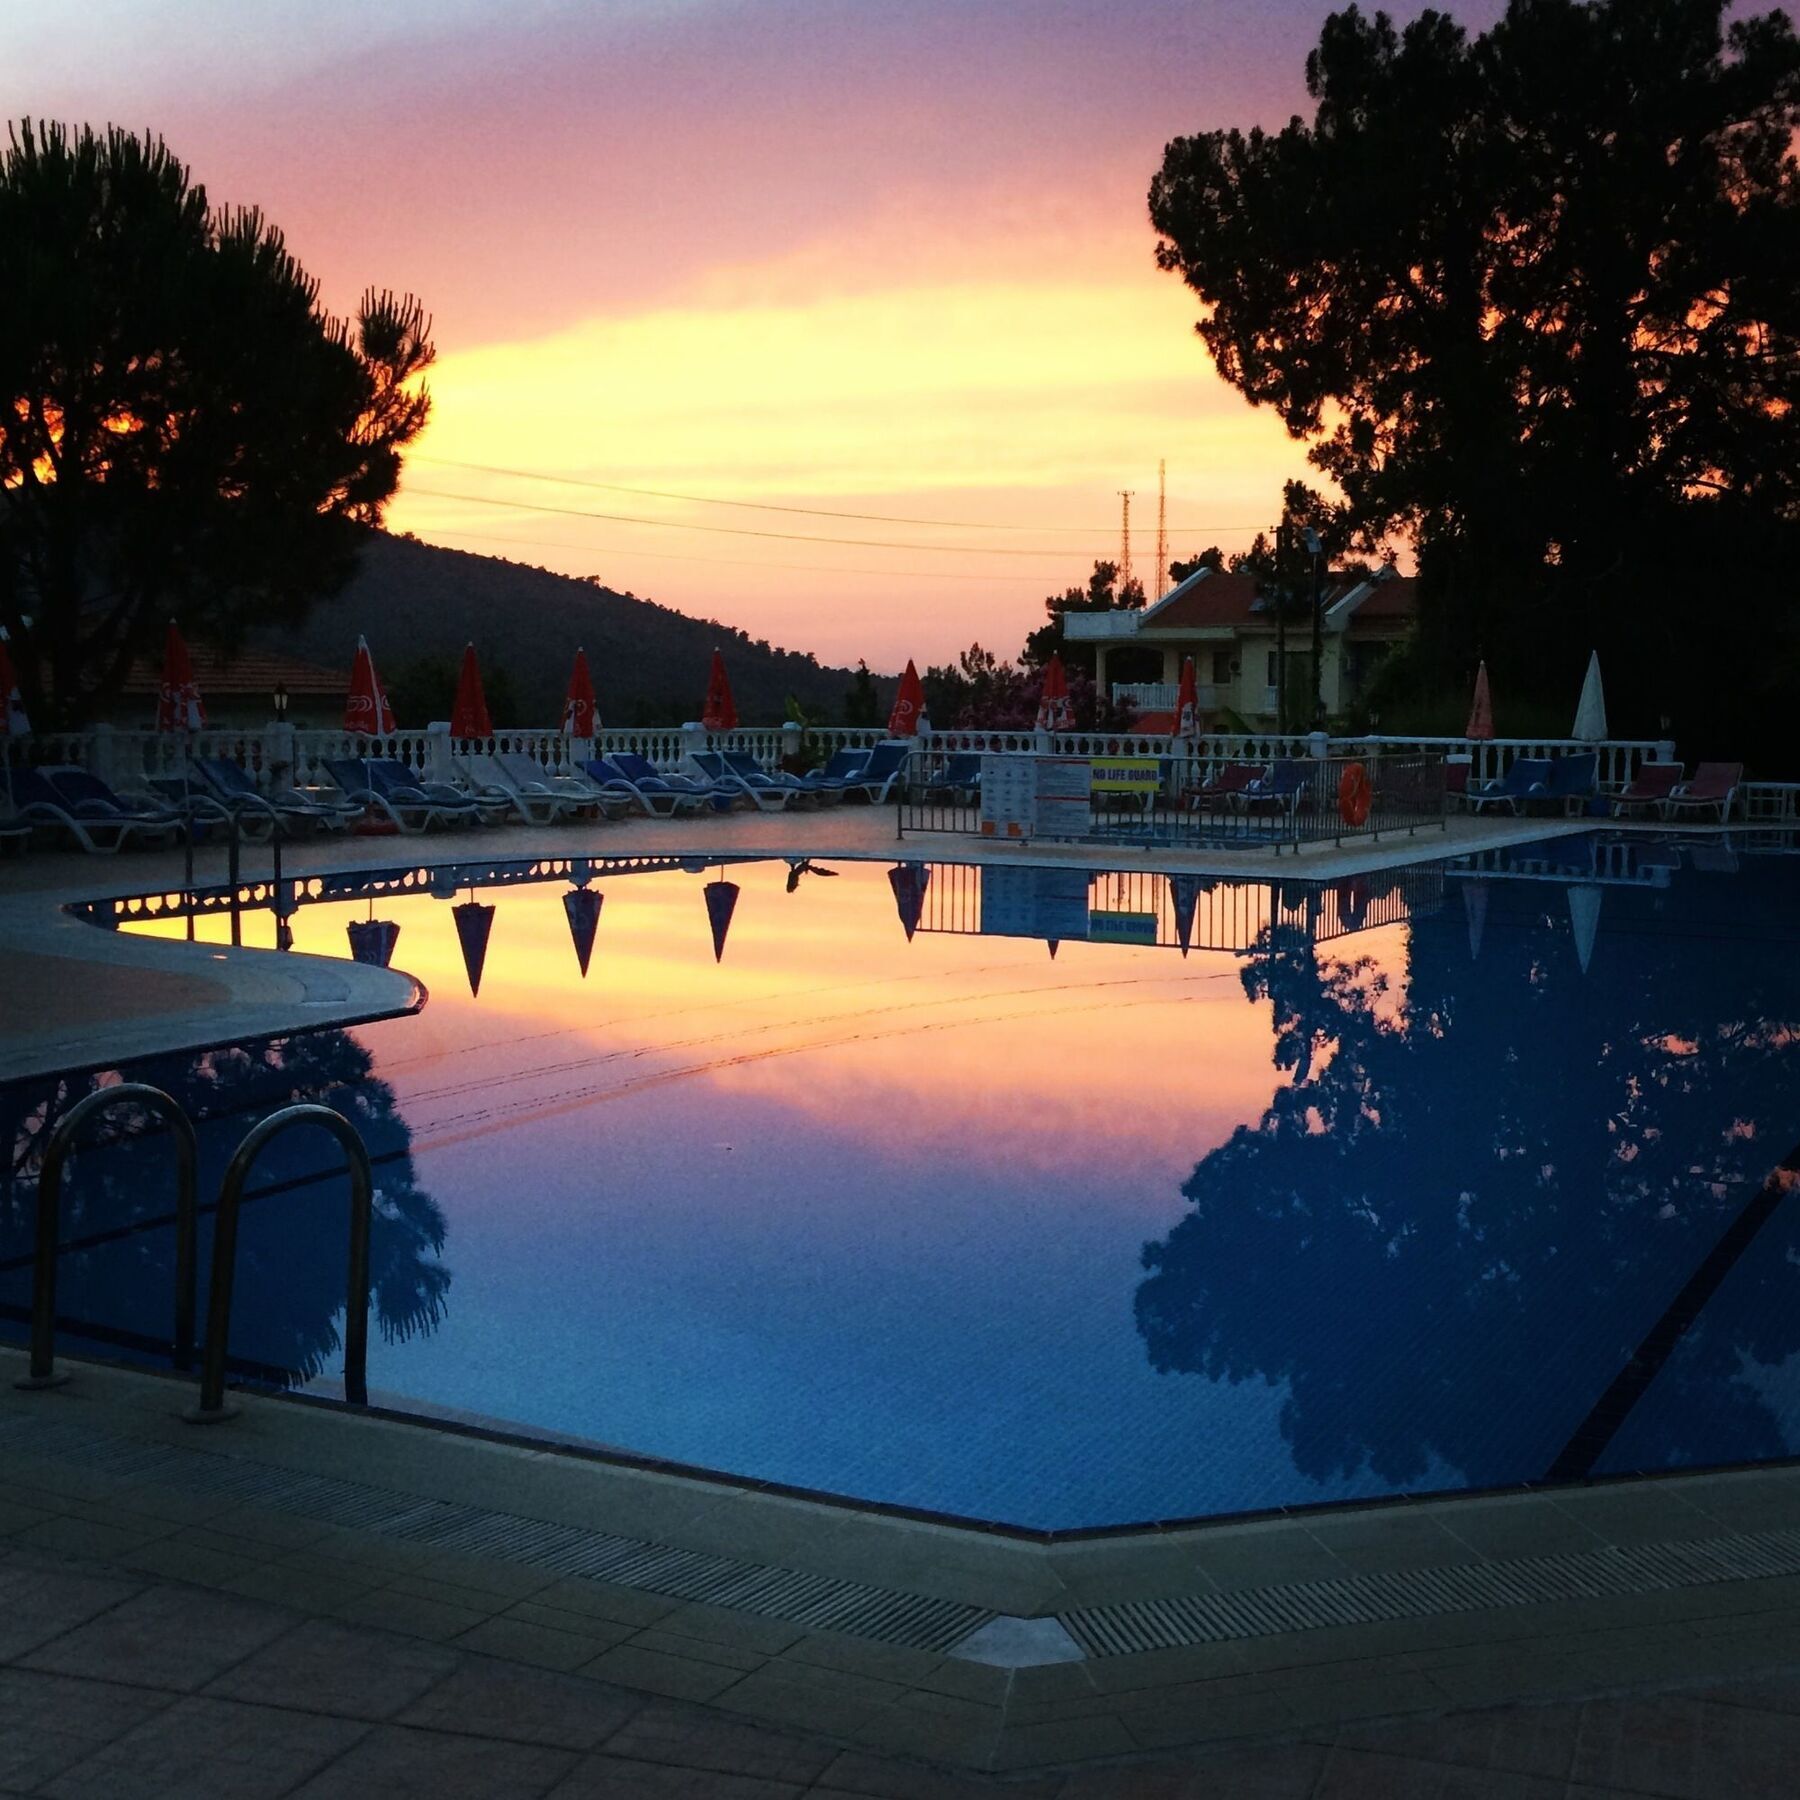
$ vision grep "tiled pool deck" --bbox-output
[5,808,1800,1793]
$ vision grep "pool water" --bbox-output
[7,837,1800,1531]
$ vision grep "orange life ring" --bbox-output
[1338,762,1373,827]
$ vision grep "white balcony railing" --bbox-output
[1111,681,1220,712]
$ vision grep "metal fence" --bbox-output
[900,748,1448,852]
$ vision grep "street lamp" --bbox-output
[272,681,289,721]
[1302,527,1325,729]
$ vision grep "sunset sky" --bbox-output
[5,1,1497,671]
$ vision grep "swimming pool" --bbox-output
[7,835,1800,1532]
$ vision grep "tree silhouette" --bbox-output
[0,121,434,724]
[0,1030,449,1386]
[1137,853,1800,1498]
[1149,2,1800,759]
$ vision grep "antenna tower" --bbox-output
[1155,459,1168,600]
[1117,490,1134,594]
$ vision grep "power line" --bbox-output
[423,526,1047,584]
[405,486,1125,558]
[408,453,1267,537]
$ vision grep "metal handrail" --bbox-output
[15,1083,199,1391]
[188,1103,373,1422]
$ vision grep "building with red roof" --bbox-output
[1063,563,1416,730]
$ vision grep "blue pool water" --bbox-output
[6,835,1800,1531]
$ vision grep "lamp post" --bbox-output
[272,681,288,722]
[1302,526,1325,729]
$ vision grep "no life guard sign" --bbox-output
[1090,757,1161,795]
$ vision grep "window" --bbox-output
[1211,650,1232,685]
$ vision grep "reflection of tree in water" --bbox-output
[1,1030,448,1385]
[1136,865,1800,1496]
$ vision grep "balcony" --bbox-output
[1112,681,1218,712]
[1064,611,1143,641]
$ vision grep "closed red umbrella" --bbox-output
[888,660,924,737]
[0,632,29,737]
[1466,661,1494,740]
[453,898,496,997]
[1035,652,1073,732]
[888,863,930,940]
[156,620,205,733]
[563,886,604,977]
[1174,656,1201,744]
[701,650,738,733]
[345,636,396,736]
[705,878,740,962]
[450,643,492,742]
[564,648,598,737]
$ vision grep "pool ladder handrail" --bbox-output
[14,1083,200,1391]
[188,1103,374,1422]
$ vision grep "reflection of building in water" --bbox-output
[904,862,1445,953]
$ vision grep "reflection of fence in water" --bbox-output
[904,862,1445,954]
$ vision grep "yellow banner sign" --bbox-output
[1089,757,1162,795]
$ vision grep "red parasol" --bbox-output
[1168,873,1201,959]
[1034,652,1074,732]
[564,648,598,737]
[1173,655,1201,744]
[1466,661,1494,740]
[345,636,396,736]
[888,660,924,737]
[346,919,401,967]
[704,878,740,962]
[450,644,492,742]
[156,621,205,732]
[0,633,28,737]
[701,650,738,733]
[563,886,604,977]
[452,898,496,997]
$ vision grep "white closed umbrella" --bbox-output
[1567,884,1603,975]
[1572,651,1607,742]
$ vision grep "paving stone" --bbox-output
[545,1754,807,1798]
[629,1625,771,1673]
[21,1581,289,1691]
[0,1563,143,1661]
[0,1668,174,1790]
[39,1693,367,1799]
[1569,1693,1800,1799]
[1058,1741,1327,1797]
[397,1658,644,1750]
[328,1584,492,1642]
[653,1600,807,1657]
[15,1514,174,1564]
[602,1699,838,1784]
[1313,1744,1566,1796]
[1332,1700,1582,1781]
[285,1722,576,1798]
[989,1711,1137,1770]
[813,1748,1059,1798]
[203,1615,462,1719]
[536,1578,683,1628]
[456,1614,622,1672]
[583,1642,746,1703]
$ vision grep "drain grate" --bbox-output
[0,1414,990,1654]
[1059,1525,1800,1657]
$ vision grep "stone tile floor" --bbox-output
[1,1538,1798,1798]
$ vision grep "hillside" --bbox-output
[250,532,884,727]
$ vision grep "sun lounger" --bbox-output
[582,756,700,817]
[799,748,872,798]
[1237,760,1311,817]
[719,749,827,806]
[1540,751,1599,816]
[324,758,475,833]
[493,751,627,820]
[1184,762,1264,810]
[1468,756,1555,815]
[1662,761,1741,822]
[689,750,792,812]
[7,765,184,853]
[837,741,911,803]
[456,750,590,824]
[608,751,736,812]
[367,757,509,826]
[922,751,981,804]
[1610,761,1682,817]
[196,756,360,833]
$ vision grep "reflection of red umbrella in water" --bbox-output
[453,897,495,996]
[346,917,401,967]
[705,878,740,962]
[564,648,598,738]
[1466,661,1494,740]
[701,651,738,733]
[156,620,205,732]
[563,886,604,977]
[888,661,924,736]
[450,644,492,742]
[1035,653,1073,732]
[345,637,396,735]
[1168,873,1201,958]
[888,863,930,940]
